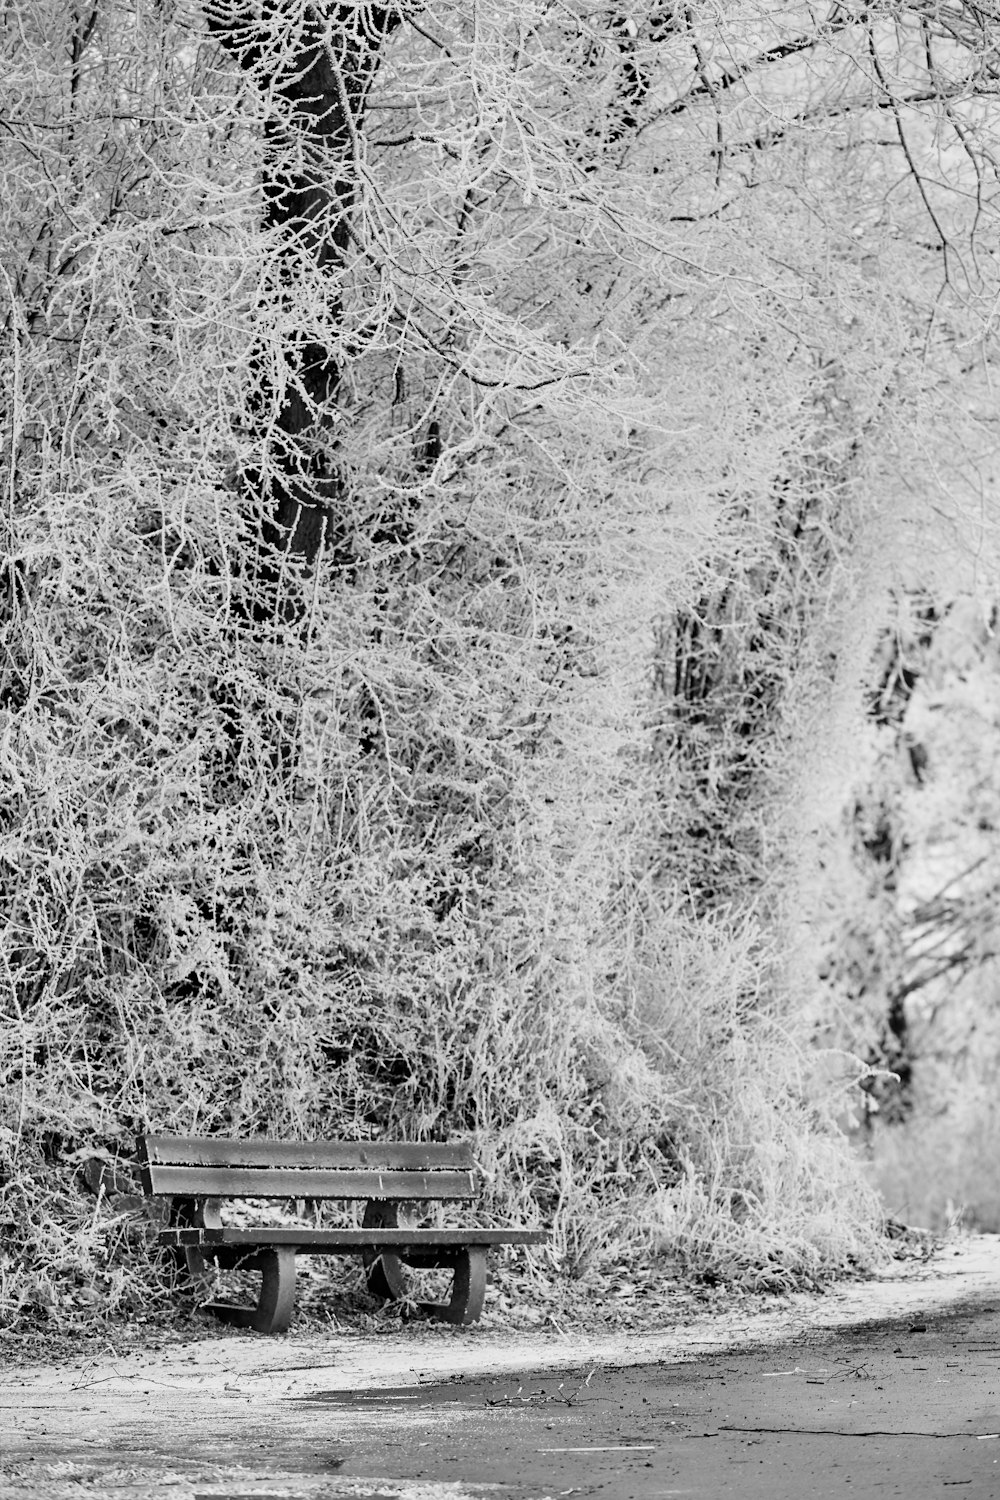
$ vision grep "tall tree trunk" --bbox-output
[206,1,402,625]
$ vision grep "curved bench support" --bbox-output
[433,1245,486,1325]
[207,1246,297,1335]
[168,1195,296,1333]
[361,1199,408,1301]
[361,1201,486,1324]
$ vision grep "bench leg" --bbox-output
[361,1199,407,1303]
[360,1201,487,1324]
[423,1246,487,1325]
[207,1247,297,1335]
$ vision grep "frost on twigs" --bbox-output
[2,0,998,1325]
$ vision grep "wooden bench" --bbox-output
[138,1133,544,1334]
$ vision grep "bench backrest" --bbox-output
[137,1134,479,1202]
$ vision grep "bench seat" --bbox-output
[160,1226,542,1248]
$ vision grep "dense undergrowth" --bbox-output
[0,476,887,1327]
[0,400,888,1326]
[5,0,998,1330]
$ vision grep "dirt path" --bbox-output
[339,1305,1000,1498]
[3,1235,999,1498]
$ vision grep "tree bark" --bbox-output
[206,1,402,624]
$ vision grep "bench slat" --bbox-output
[140,1135,475,1171]
[144,1164,478,1200]
[159,1226,545,1248]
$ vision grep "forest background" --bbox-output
[1,0,999,1330]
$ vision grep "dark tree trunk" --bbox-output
[205,1,402,625]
